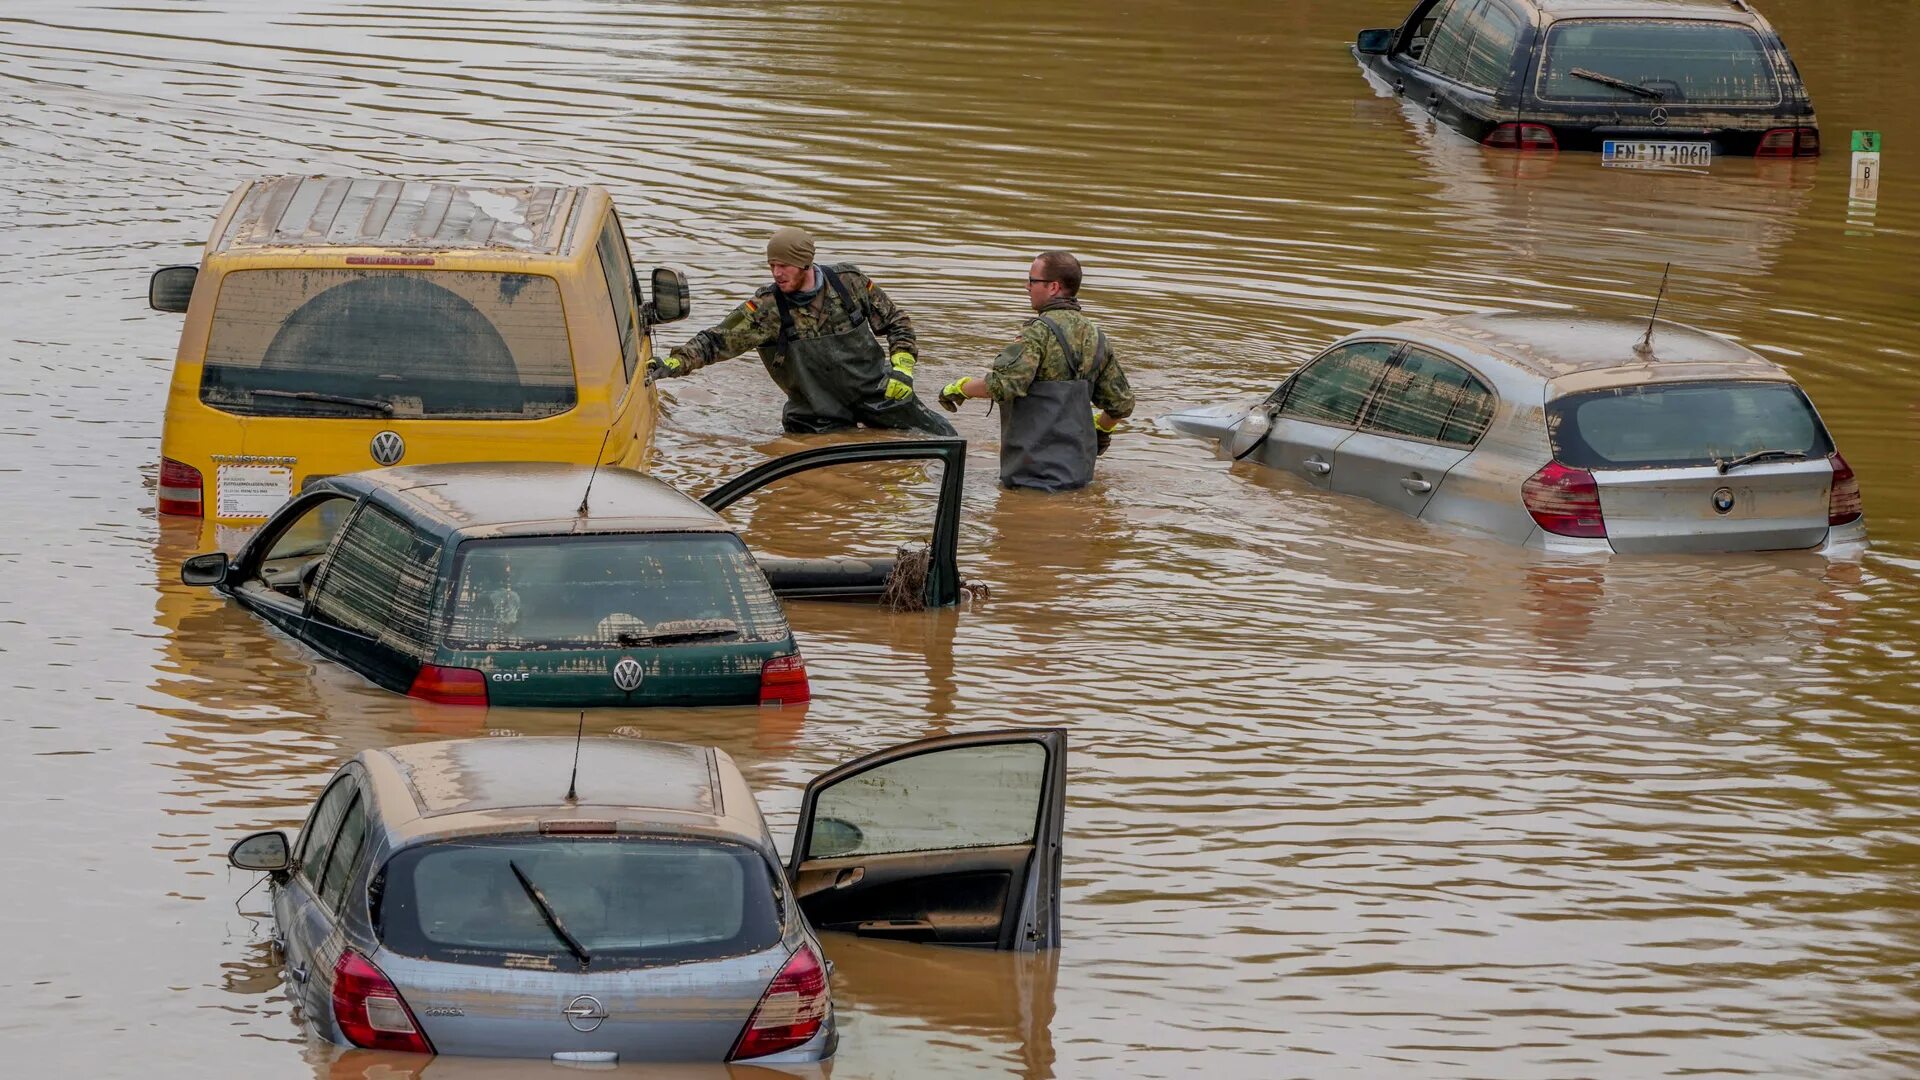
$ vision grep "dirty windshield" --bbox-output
[1538,21,1782,104]
[444,533,789,650]
[1548,381,1832,470]
[376,838,781,970]
[200,269,577,419]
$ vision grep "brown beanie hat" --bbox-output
[766,226,816,267]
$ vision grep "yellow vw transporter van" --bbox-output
[148,175,688,524]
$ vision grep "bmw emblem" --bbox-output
[369,430,406,466]
[563,995,608,1033]
[611,657,644,693]
[1651,106,1669,127]
[1711,487,1736,515]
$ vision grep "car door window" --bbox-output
[1277,341,1397,427]
[1458,0,1523,90]
[249,494,356,599]
[319,793,369,914]
[1399,0,1449,60]
[1418,0,1476,81]
[309,505,441,658]
[594,216,641,387]
[1363,348,1492,446]
[805,741,1045,860]
[297,773,359,887]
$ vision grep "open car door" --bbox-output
[786,728,1065,951]
[700,438,965,608]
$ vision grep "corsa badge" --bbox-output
[370,430,406,466]
[611,657,644,693]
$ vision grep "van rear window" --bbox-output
[200,269,576,419]
[1539,21,1781,105]
[1548,381,1831,470]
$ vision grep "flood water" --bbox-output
[3,0,1919,1076]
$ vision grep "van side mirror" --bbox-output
[180,552,230,587]
[649,267,690,324]
[1355,28,1393,55]
[229,831,291,873]
[149,265,198,313]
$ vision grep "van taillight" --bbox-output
[408,665,488,706]
[158,458,204,517]
[1522,462,1607,538]
[728,945,829,1061]
[1827,452,1862,526]
[332,949,433,1055]
[1483,122,1557,151]
[1758,127,1819,158]
[759,653,810,706]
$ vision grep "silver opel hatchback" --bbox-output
[226,729,1065,1064]
[1165,312,1866,554]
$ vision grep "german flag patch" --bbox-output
[744,299,758,313]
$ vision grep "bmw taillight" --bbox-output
[408,664,487,706]
[759,653,810,706]
[331,949,433,1055]
[158,458,204,517]
[1827,452,1862,526]
[728,945,829,1061]
[1758,127,1819,158]
[1522,462,1607,538]
[1483,122,1558,151]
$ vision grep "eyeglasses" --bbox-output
[1026,277,1055,285]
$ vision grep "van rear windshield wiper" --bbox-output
[508,860,593,970]
[1570,67,1664,100]
[251,389,395,415]
[1716,448,1807,474]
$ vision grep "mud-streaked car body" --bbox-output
[225,729,1066,1063]
[1164,313,1865,555]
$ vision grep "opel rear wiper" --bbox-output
[1570,67,1664,100]
[509,860,593,970]
[252,389,395,415]
[1716,448,1807,474]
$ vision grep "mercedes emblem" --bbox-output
[1712,487,1736,515]
[563,994,608,1033]
[611,657,644,693]
[1651,106,1670,128]
[369,430,406,466]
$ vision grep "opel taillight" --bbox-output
[158,458,204,517]
[1827,452,1862,526]
[408,664,487,706]
[759,653,810,706]
[1483,122,1557,151]
[1522,462,1606,538]
[728,945,829,1061]
[331,949,433,1055]
[1758,127,1819,158]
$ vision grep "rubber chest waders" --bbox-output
[761,265,954,436]
[999,313,1110,492]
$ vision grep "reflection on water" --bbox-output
[1,0,1918,1075]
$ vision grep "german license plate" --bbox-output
[1603,140,1712,167]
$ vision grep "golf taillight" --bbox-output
[1827,452,1862,526]
[759,653,810,706]
[1522,462,1607,538]
[158,457,204,517]
[408,664,488,706]
[331,949,433,1055]
[1483,122,1558,151]
[728,945,829,1061]
[1758,127,1820,158]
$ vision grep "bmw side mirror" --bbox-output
[180,552,230,587]
[149,265,198,313]
[1355,28,1393,55]
[228,830,290,873]
[649,267,690,324]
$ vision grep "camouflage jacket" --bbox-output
[668,263,916,370]
[984,299,1134,418]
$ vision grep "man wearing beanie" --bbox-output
[648,227,956,436]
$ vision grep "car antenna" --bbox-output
[576,428,615,517]
[565,711,585,804]
[1634,262,1673,359]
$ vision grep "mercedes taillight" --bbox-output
[1483,122,1558,151]
[1757,127,1819,158]
[1827,452,1862,526]
[759,653,810,706]
[158,458,204,517]
[728,945,829,1061]
[1522,462,1607,538]
[408,664,487,706]
[331,949,433,1055]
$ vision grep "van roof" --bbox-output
[1529,0,1766,25]
[315,462,731,540]
[212,175,589,256]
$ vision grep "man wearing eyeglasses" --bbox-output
[648,226,955,436]
[939,251,1133,491]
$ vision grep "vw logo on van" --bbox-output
[563,995,608,1033]
[1712,487,1736,515]
[611,657,644,693]
[369,430,406,466]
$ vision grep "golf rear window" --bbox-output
[376,837,781,970]
[1548,380,1831,470]
[444,532,790,651]
[200,269,576,419]
[1538,20,1782,105]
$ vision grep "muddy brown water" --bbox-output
[3,1,1919,1076]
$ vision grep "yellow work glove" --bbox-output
[884,352,916,401]
[939,377,971,413]
[645,354,685,384]
[1092,408,1119,434]
[1093,408,1117,456]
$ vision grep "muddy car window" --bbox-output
[319,793,369,913]
[808,741,1046,859]
[297,773,358,886]
[594,218,641,386]
[200,269,577,419]
[1418,0,1476,81]
[310,505,439,656]
[1277,341,1396,427]
[1458,0,1523,90]
[1548,381,1831,470]
[1364,349,1490,446]
[1539,21,1781,105]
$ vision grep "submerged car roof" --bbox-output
[1527,0,1769,25]
[1385,311,1791,391]
[211,175,589,257]
[316,462,732,540]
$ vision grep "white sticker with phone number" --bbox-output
[216,464,293,519]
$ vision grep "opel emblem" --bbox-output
[611,657,644,693]
[1651,106,1670,128]
[1711,487,1736,515]
[563,994,608,1033]
[369,430,406,466]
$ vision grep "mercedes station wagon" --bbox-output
[179,441,967,707]
[225,729,1066,1063]
[1164,313,1865,555]
[1354,0,1819,162]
